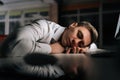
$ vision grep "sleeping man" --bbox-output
[0,19,98,78]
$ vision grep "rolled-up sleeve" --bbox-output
[8,39,51,56]
[4,20,54,56]
[35,42,51,54]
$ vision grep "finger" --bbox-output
[76,47,79,53]
[71,22,76,26]
[75,22,78,26]
[73,47,77,54]
[66,48,71,54]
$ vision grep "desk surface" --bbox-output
[0,49,120,80]
[52,50,120,80]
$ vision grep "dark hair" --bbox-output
[78,21,98,45]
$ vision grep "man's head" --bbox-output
[61,21,98,52]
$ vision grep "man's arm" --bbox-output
[50,42,65,54]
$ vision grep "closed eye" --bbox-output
[77,30,83,39]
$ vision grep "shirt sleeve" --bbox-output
[1,20,53,57]
[8,39,52,56]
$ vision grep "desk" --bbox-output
[53,49,120,80]
[0,49,120,80]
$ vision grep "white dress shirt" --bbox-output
[1,19,65,56]
[0,19,65,78]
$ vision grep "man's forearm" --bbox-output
[50,42,65,54]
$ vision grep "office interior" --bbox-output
[0,0,120,80]
[0,0,120,48]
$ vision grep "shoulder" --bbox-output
[33,19,54,25]
[34,19,64,29]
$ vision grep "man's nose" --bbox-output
[72,39,81,47]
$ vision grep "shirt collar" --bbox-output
[53,27,66,41]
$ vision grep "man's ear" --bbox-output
[69,22,78,28]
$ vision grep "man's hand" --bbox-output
[66,47,89,54]
[50,42,65,54]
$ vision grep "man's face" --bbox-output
[61,23,91,52]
